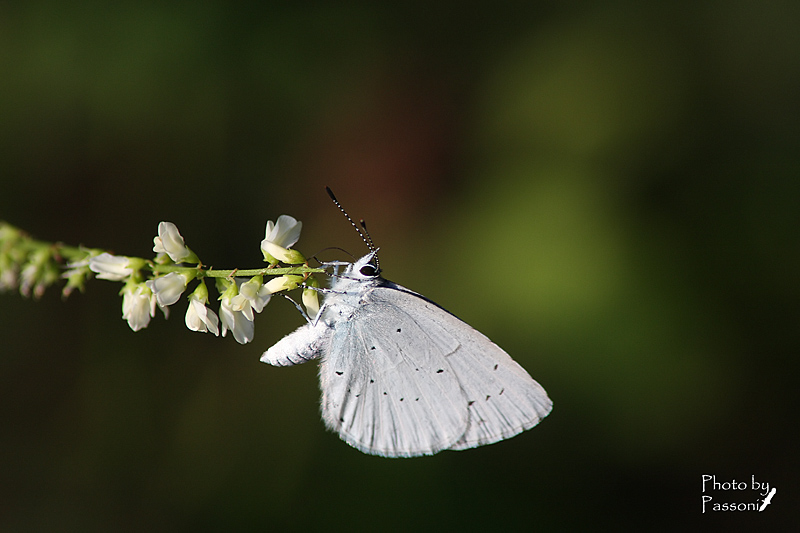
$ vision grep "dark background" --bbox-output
[1,2,798,530]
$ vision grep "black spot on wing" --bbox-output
[335,371,343,376]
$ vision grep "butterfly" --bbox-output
[260,190,552,457]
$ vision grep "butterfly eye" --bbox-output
[360,264,378,277]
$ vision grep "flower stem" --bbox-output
[150,264,326,278]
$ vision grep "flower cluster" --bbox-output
[0,222,88,298]
[0,216,321,345]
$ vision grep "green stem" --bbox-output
[1,221,327,294]
[150,264,326,278]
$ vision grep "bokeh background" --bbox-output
[2,2,799,530]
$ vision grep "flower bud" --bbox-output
[302,277,321,320]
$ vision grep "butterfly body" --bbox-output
[261,253,552,457]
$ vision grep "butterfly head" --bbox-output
[348,251,381,281]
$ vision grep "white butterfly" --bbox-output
[261,251,553,457]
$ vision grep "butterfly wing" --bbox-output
[320,296,469,457]
[443,327,553,451]
[261,321,333,367]
[266,276,551,456]
[370,284,552,452]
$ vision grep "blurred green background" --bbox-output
[2,1,799,530]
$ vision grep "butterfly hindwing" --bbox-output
[444,332,553,450]
[369,285,553,451]
[320,297,468,457]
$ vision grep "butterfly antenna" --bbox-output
[310,246,355,265]
[359,219,380,271]
[325,187,378,264]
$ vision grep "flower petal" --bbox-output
[219,296,255,344]
[89,253,133,281]
[145,272,189,307]
[273,215,302,248]
[122,284,155,331]
[185,298,220,335]
[261,215,303,263]
[153,222,193,263]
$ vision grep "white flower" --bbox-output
[230,276,272,321]
[186,297,220,335]
[145,272,191,307]
[185,281,219,335]
[264,275,302,294]
[218,280,255,344]
[264,215,303,248]
[89,253,133,281]
[261,215,304,264]
[302,285,320,321]
[122,283,156,331]
[219,293,255,344]
[153,222,195,263]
